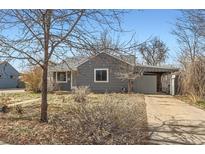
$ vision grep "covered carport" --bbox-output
[133,65,178,94]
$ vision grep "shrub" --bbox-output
[1,105,9,113]
[15,105,24,115]
[178,58,205,102]
[0,93,11,106]
[73,86,90,103]
[21,66,42,93]
[0,94,11,113]
[52,94,148,144]
[196,100,205,108]
[0,93,147,144]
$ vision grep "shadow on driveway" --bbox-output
[145,94,205,144]
[147,118,205,144]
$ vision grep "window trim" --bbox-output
[94,68,109,83]
[56,71,67,83]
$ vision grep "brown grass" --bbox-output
[177,59,205,102]
[0,92,40,106]
[72,86,90,103]
[176,95,205,111]
[0,93,148,145]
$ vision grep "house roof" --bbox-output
[48,56,88,71]
[49,52,179,73]
[76,52,135,67]
[0,61,19,75]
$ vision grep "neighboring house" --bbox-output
[48,52,178,94]
[0,61,19,89]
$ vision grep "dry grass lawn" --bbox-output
[0,92,148,145]
[175,95,205,110]
[0,92,40,105]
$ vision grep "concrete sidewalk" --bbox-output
[8,98,40,107]
[0,89,25,93]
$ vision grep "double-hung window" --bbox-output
[56,72,67,83]
[94,68,109,83]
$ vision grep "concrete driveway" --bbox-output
[145,94,205,144]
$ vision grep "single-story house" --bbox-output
[48,52,178,94]
[0,61,19,89]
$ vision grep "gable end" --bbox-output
[77,52,134,68]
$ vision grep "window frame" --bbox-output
[56,71,67,83]
[94,68,109,83]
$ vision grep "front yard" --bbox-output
[175,95,205,110]
[0,92,148,144]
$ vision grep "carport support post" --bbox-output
[170,75,176,96]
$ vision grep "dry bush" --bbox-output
[0,94,148,144]
[0,93,11,108]
[0,93,11,105]
[15,105,24,115]
[51,94,148,144]
[178,58,205,102]
[21,66,42,93]
[0,105,9,113]
[0,94,11,113]
[73,86,90,103]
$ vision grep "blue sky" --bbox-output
[120,9,181,64]
[11,9,182,71]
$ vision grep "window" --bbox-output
[56,72,67,83]
[94,69,109,82]
[10,75,13,79]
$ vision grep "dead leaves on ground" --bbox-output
[0,93,148,144]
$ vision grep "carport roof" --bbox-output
[136,64,179,73]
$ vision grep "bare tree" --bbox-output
[138,37,168,66]
[0,9,124,122]
[79,30,146,93]
[77,30,143,57]
[172,10,205,67]
[77,30,119,56]
[172,10,205,101]
[116,66,144,93]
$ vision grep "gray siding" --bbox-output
[75,53,132,92]
[48,71,71,91]
[0,62,19,89]
[48,52,176,93]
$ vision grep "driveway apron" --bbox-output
[145,95,205,144]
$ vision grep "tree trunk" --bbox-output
[40,66,48,122]
[128,79,131,93]
[40,10,51,122]
[128,79,134,94]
